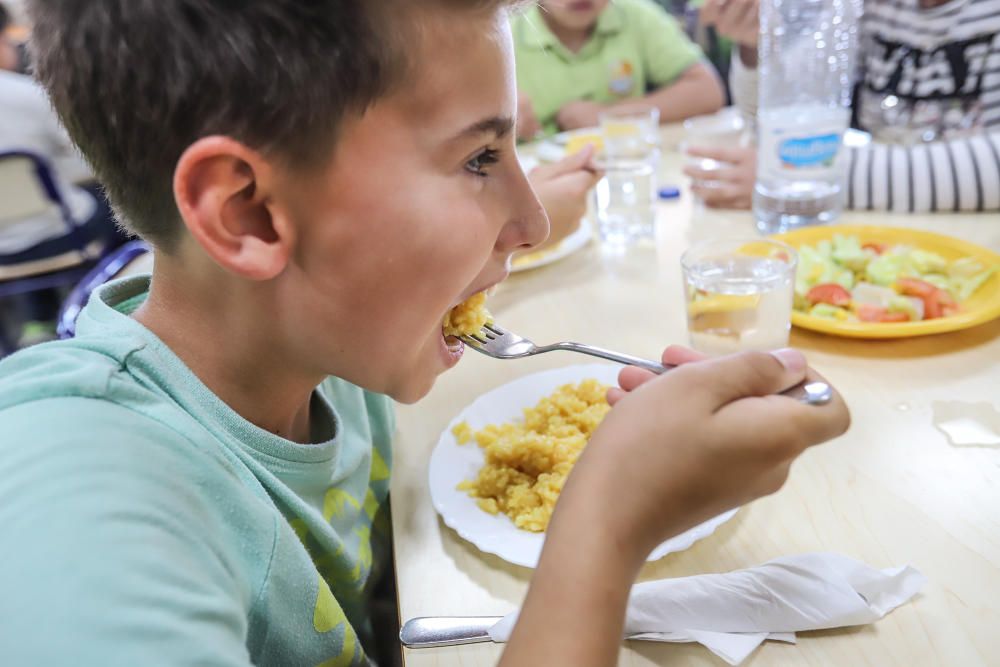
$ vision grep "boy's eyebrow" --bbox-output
[455,116,515,141]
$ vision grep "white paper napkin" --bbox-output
[488,552,925,665]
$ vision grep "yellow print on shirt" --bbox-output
[370,448,390,482]
[608,59,635,97]
[313,575,360,666]
[323,487,361,523]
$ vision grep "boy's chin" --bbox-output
[378,335,464,403]
[387,374,439,405]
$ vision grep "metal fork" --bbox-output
[459,323,833,406]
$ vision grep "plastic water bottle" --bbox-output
[754,0,862,234]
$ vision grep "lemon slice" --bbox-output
[600,122,640,139]
[688,293,761,317]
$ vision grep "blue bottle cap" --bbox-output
[658,186,681,200]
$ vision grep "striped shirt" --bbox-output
[732,0,1000,212]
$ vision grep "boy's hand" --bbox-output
[526,145,602,249]
[556,100,605,131]
[517,90,543,142]
[701,0,760,48]
[683,145,757,210]
[562,347,850,562]
[607,345,706,405]
[501,349,848,665]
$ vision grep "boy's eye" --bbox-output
[465,148,501,177]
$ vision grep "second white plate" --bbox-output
[511,219,592,273]
[428,363,739,568]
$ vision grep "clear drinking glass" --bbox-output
[680,239,797,355]
[680,107,750,189]
[599,106,660,160]
[593,159,656,246]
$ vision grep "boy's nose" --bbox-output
[496,175,550,253]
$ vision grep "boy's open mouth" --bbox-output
[442,291,493,337]
[438,276,506,367]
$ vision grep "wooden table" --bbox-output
[390,126,1000,666]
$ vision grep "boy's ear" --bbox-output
[173,136,293,280]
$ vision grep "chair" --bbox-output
[0,151,114,353]
[57,239,151,339]
[0,150,106,290]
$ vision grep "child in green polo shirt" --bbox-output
[0,2,848,666]
[514,0,726,139]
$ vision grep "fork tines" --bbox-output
[459,322,501,346]
[481,322,503,337]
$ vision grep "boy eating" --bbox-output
[0,2,848,665]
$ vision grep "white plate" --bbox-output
[534,127,602,162]
[510,219,592,273]
[428,363,739,568]
[551,127,601,146]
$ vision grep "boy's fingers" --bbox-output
[551,144,597,176]
[530,145,597,183]
[557,168,603,196]
[661,345,707,366]
[607,387,627,406]
[695,349,809,409]
[613,347,705,401]
[714,368,850,458]
[617,366,657,393]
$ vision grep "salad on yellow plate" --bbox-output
[772,225,1000,338]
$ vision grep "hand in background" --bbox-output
[683,145,757,210]
[701,0,760,48]
[526,145,602,250]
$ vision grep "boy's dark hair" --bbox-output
[27,1,512,250]
[0,3,9,34]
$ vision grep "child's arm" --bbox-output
[638,61,726,124]
[844,133,1000,213]
[684,132,1000,213]
[500,348,850,666]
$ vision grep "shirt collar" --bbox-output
[517,3,625,52]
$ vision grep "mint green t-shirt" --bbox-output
[0,276,394,666]
[513,0,703,135]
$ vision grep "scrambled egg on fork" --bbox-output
[442,292,492,337]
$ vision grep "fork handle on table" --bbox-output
[539,342,833,406]
[400,616,501,648]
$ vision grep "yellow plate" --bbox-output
[772,225,1000,339]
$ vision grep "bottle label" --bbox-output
[777,133,840,168]
[758,110,848,183]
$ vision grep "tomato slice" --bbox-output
[807,283,852,307]
[856,304,910,323]
[862,242,888,255]
[856,304,886,322]
[897,279,958,319]
[895,277,938,298]
[923,288,958,320]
